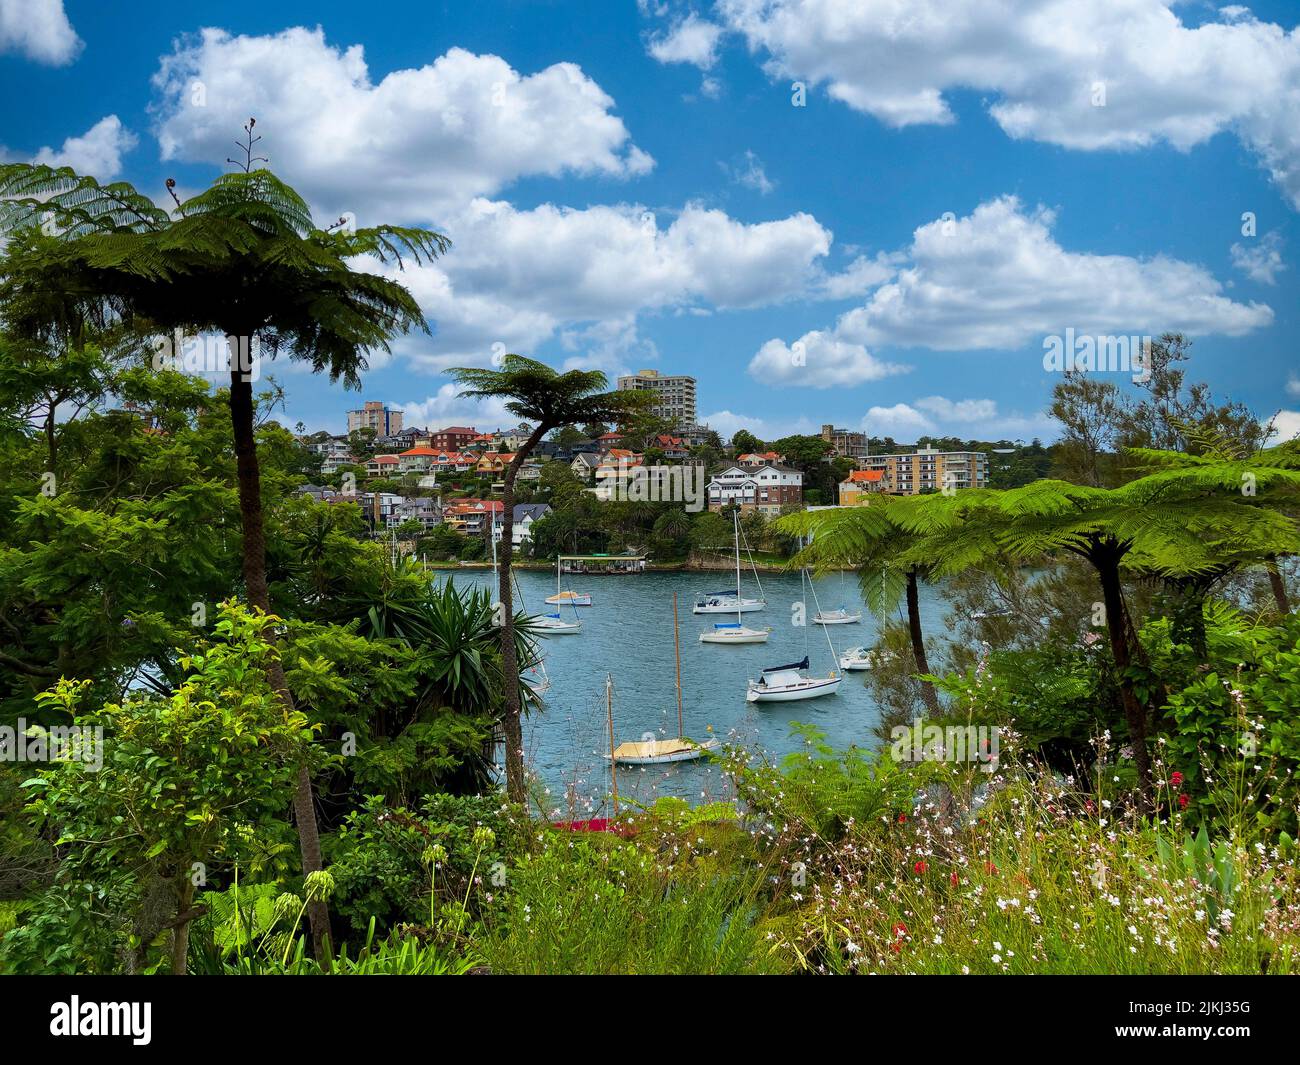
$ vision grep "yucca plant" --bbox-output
[0,128,448,963]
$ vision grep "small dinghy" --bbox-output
[699,621,770,644]
[746,656,841,702]
[814,608,861,625]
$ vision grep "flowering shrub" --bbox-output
[1161,612,1300,834]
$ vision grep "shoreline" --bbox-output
[427,557,795,574]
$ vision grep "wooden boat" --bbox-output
[609,595,717,765]
[545,557,592,605]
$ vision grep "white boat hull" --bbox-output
[534,620,581,635]
[746,675,841,702]
[700,628,770,644]
[839,655,872,671]
[694,597,764,615]
[814,612,862,625]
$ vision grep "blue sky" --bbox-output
[2,0,1298,443]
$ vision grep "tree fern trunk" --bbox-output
[1094,545,1153,812]
[229,366,332,969]
[906,568,939,712]
[1267,556,1291,614]
[497,425,550,804]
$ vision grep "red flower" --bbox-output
[985,861,998,875]
[1179,793,1189,809]
[897,813,908,823]
[950,872,960,886]
[913,860,929,875]
[1170,771,1184,788]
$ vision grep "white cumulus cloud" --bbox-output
[0,0,80,64]
[1230,232,1286,284]
[717,0,1300,209]
[647,14,724,69]
[150,27,653,222]
[29,116,137,178]
[370,197,837,370]
[748,329,910,388]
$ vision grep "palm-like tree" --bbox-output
[913,473,1299,808]
[448,355,646,802]
[0,156,447,962]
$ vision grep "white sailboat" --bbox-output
[813,608,862,625]
[697,511,771,642]
[838,646,875,671]
[533,611,582,635]
[747,568,841,703]
[546,556,592,606]
[610,596,719,765]
[814,570,862,624]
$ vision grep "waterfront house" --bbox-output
[706,464,803,515]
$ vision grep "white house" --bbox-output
[706,464,803,515]
[493,503,551,546]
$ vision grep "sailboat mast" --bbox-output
[673,591,683,736]
[606,674,619,815]
[733,508,742,622]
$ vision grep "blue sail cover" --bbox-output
[714,623,741,628]
[762,656,809,673]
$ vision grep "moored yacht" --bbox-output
[746,656,841,702]
[699,621,770,644]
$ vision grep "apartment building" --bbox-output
[821,423,869,461]
[429,425,478,452]
[616,369,697,428]
[860,448,989,494]
[347,401,403,436]
[706,464,803,515]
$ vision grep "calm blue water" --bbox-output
[436,568,948,816]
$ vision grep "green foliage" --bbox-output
[327,794,525,942]
[480,835,778,975]
[3,603,315,973]
[1160,612,1300,833]
[723,724,919,841]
